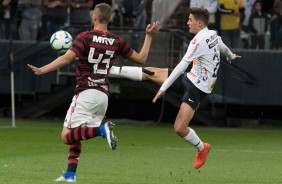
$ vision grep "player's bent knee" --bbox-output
[62,136,68,144]
[174,124,187,137]
[61,128,70,144]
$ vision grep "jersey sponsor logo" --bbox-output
[188,60,198,78]
[87,77,106,86]
[206,33,217,44]
[202,67,208,81]
[209,79,217,91]
[208,39,218,49]
[93,35,115,45]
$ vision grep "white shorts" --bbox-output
[64,89,108,128]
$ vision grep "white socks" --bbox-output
[183,128,204,151]
[110,66,142,81]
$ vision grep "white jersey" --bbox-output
[160,27,221,94]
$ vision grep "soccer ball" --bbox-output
[50,30,73,53]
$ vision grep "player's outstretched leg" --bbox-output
[194,143,211,169]
[54,171,76,182]
[100,121,118,150]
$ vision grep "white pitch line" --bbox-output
[165,146,282,154]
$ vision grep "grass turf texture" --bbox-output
[0,118,282,184]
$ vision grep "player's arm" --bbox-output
[161,59,189,91]
[27,50,76,75]
[152,59,190,103]
[128,21,160,64]
[153,36,202,103]
[218,37,241,63]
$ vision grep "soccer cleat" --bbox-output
[194,143,211,169]
[54,171,76,182]
[104,121,118,150]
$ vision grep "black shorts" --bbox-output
[168,69,207,110]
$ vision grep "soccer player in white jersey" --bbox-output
[110,7,240,169]
[152,7,238,169]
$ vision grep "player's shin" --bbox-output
[67,143,81,173]
[183,128,204,151]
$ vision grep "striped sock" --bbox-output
[67,143,81,172]
[66,127,101,145]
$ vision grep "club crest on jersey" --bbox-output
[191,39,197,44]
[93,35,115,45]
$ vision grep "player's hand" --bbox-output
[146,21,161,36]
[27,64,43,75]
[227,54,241,64]
[152,89,165,103]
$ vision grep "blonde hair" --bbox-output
[93,3,112,24]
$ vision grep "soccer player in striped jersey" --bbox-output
[27,3,160,182]
[110,7,241,170]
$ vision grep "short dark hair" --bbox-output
[94,3,112,24]
[254,0,262,6]
[189,7,209,26]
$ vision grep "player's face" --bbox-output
[187,14,200,34]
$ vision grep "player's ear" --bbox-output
[92,13,98,22]
[198,20,203,27]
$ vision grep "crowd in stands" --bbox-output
[0,0,146,45]
[0,0,281,50]
[190,0,282,50]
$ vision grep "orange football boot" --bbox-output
[194,143,211,169]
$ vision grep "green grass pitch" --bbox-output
[0,118,282,184]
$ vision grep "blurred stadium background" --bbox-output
[1,1,282,183]
[1,0,282,127]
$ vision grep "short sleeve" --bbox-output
[117,36,134,58]
[70,32,87,58]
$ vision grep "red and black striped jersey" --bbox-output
[70,29,133,96]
